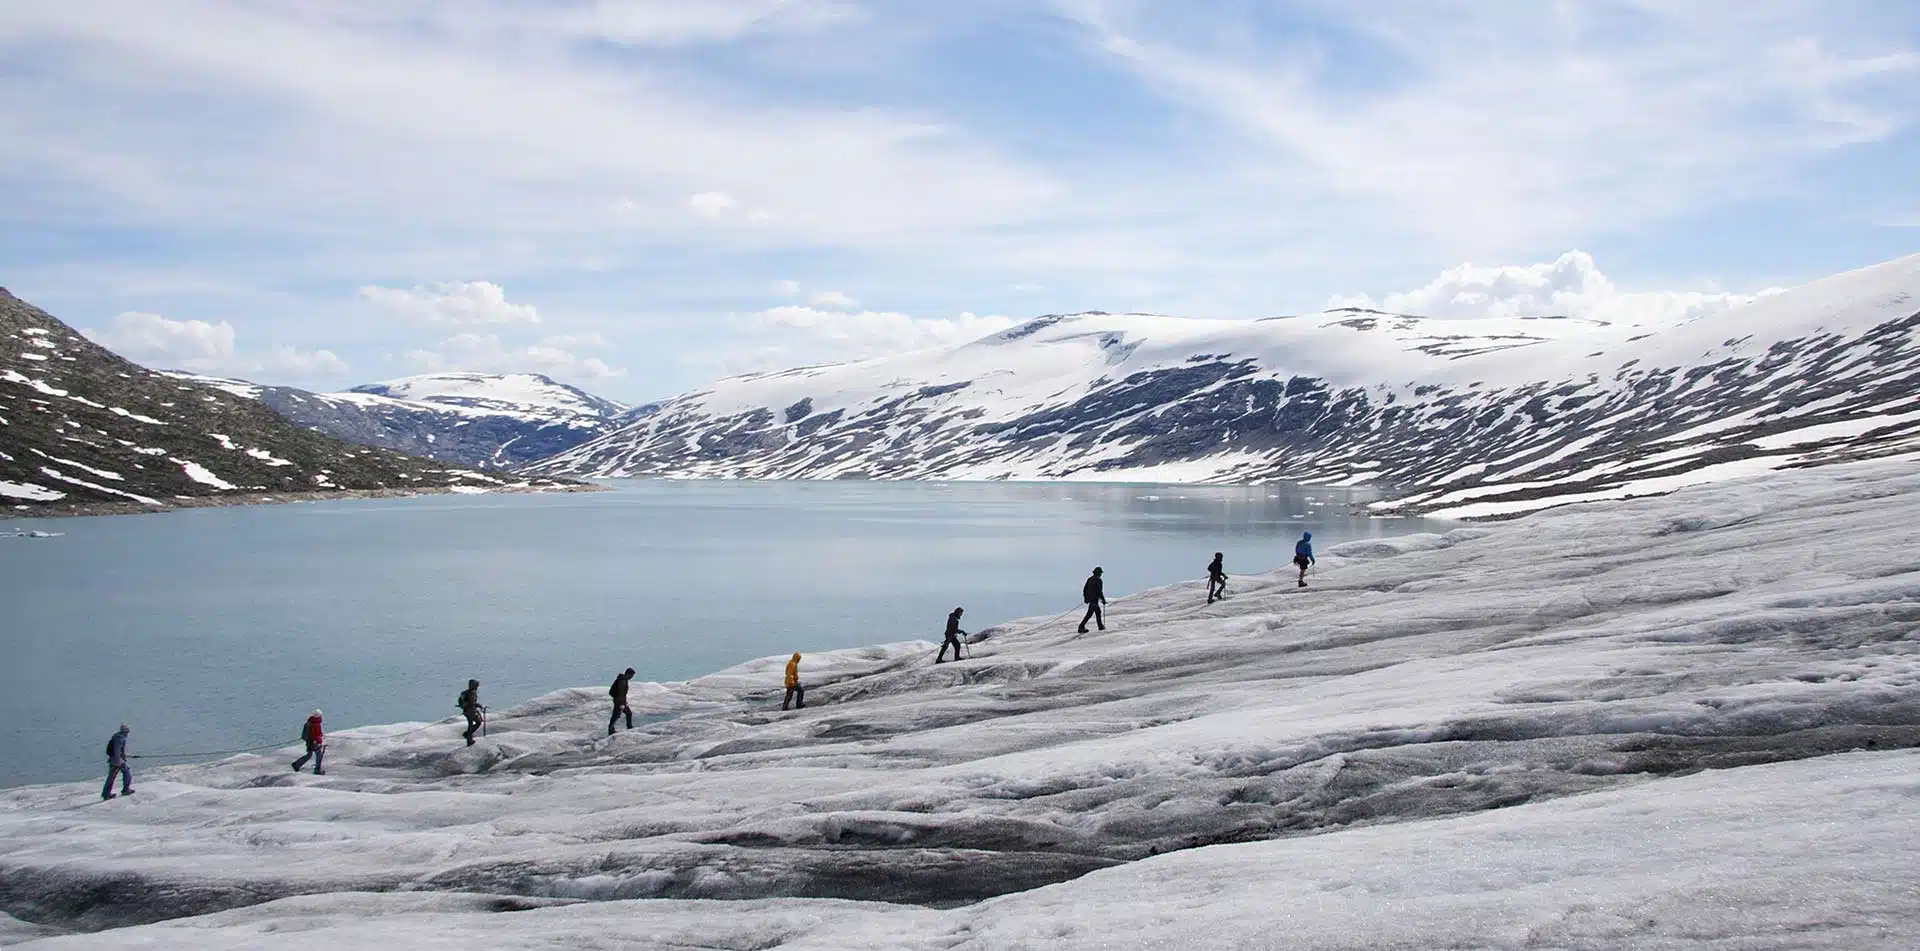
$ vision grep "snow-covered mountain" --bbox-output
[0,292,578,516]
[532,254,1920,517]
[3,460,1916,946]
[167,371,653,470]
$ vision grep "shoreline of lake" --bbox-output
[1,481,609,520]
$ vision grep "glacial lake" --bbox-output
[0,480,1448,788]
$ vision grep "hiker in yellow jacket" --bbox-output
[782,652,805,710]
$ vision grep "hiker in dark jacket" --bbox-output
[101,724,134,800]
[1078,567,1107,633]
[937,608,968,663]
[292,710,326,774]
[458,680,484,746]
[1294,532,1316,587]
[1207,552,1227,603]
[609,668,636,735]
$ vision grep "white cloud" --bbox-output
[772,279,803,295]
[809,290,857,308]
[688,191,742,219]
[724,304,1019,372]
[547,0,858,48]
[1010,282,1044,293]
[1061,1,1920,250]
[359,281,541,326]
[0,1,1054,251]
[405,332,624,381]
[85,311,350,378]
[1329,251,1783,325]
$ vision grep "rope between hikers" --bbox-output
[130,715,465,760]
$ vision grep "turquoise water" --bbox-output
[0,480,1446,788]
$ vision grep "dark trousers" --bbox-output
[102,762,132,799]
[463,712,483,745]
[937,634,964,662]
[1079,601,1104,632]
[609,703,632,735]
[783,685,805,710]
[1209,575,1226,601]
[292,742,325,774]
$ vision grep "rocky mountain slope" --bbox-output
[168,371,651,470]
[0,291,579,516]
[532,254,1920,517]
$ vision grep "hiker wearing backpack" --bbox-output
[608,668,636,735]
[1078,567,1107,633]
[291,710,326,774]
[458,680,485,746]
[101,724,134,800]
[1207,552,1227,603]
[937,607,968,663]
[1294,532,1316,587]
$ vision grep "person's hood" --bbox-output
[1303,532,1313,540]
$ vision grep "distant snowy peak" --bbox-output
[532,253,1920,517]
[159,371,650,471]
[350,372,629,421]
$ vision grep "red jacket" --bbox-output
[302,716,324,746]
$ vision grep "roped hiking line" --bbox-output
[131,715,465,760]
[109,549,1317,768]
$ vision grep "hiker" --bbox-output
[783,652,805,710]
[458,680,485,746]
[101,724,134,800]
[292,710,326,775]
[1294,532,1316,587]
[1078,567,1107,633]
[1207,552,1227,603]
[937,607,968,663]
[608,668,636,735]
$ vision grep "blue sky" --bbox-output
[2,0,1916,403]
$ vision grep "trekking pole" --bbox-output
[481,708,488,738]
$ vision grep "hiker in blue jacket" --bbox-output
[1293,532,1316,588]
[102,724,134,800]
